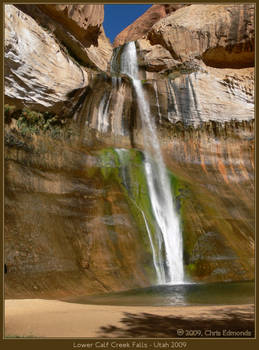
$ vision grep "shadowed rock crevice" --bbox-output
[202,44,254,69]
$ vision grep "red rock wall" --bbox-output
[113,4,187,47]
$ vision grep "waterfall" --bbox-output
[97,92,111,133]
[119,42,184,284]
[115,148,166,284]
[154,81,162,124]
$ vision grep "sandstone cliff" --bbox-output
[4,4,255,298]
[5,5,88,115]
[16,4,112,71]
[38,4,105,46]
[5,4,112,115]
[147,4,254,69]
[113,4,187,47]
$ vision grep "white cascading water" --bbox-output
[115,148,165,284]
[120,42,184,284]
[154,81,162,124]
[96,49,120,134]
[97,92,112,133]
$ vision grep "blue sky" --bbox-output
[103,4,152,43]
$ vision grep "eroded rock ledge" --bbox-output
[147,4,255,69]
[5,4,112,115]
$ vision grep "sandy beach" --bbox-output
[5,299,254,338]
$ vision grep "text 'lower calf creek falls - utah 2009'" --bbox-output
[4,3,255,339]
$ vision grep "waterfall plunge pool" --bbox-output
[63,281,254,307]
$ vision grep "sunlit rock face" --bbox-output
[144,65,254,127]
[4,5,89,115]
[147,4,254,69]
[15,4,113,71]
[4,4,112,115]
[113,4,188,47]
[4,3,255,298]
[38,4,105,46]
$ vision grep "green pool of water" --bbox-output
[65,281,254,307]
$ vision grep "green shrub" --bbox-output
[4,104,16,123]
[9,107,70,139]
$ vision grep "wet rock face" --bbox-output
[146,65,254,127]
[147,4,254,69]
[113,4,187,47]
[160,121,254,282]
[76,64,254,137]
[4,134,156,298]
[4,119,254,298]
